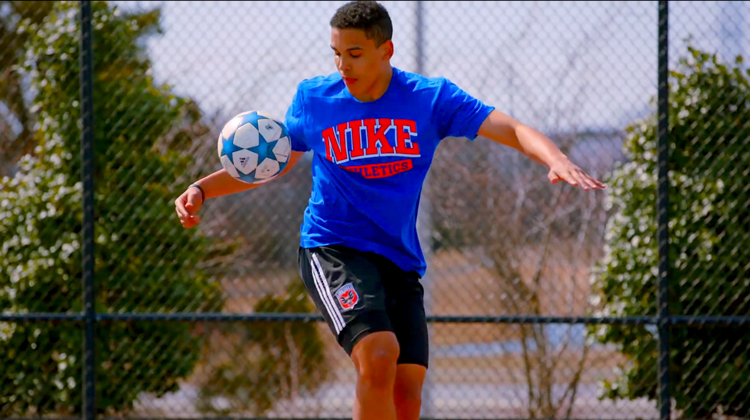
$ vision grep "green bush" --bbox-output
[589,45,750,417]
[0,1,227,415]
[197,279,330,416]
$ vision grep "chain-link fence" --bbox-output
[1,1,749,419]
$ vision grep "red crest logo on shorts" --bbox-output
[335,283,359,311]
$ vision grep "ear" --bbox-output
[381,40,394,61]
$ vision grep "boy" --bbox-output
[174,2,605,419]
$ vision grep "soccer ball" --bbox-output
[217,110,292,184]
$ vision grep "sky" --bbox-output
[114,1,747,136]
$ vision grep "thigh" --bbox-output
[382,269,429,368]
[297,245,394,355]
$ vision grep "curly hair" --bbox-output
[329,1,393,46]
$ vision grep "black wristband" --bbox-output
[189,184,205,204]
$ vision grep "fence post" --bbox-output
[656,2,671,420]
[79,1,97,420]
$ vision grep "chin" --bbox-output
[345,85,362,96]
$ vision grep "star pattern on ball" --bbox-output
[221,136,244,157]
[248,134,278,164]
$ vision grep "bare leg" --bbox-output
[393,364,427,420]
[350,331,400,420]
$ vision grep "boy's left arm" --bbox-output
[477,110,606,191]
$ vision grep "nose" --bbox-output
[337,55,351,73]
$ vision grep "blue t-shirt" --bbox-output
[284,67,494,276]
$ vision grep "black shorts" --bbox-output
[297,245,429,368]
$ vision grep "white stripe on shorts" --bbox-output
[310,263,343,334]
[310,253,346,333]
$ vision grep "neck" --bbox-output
[355,65,393,102]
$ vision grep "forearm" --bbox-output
[512,124,568,168]
[477,111,605,189]
[478,110,568,168]
[192,150,305,200]
[192,169,260,200]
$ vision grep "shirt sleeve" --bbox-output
[284,84,310,152]
[434,78,495,141]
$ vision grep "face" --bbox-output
[331,27,393,98]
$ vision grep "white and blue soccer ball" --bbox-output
[217,110,291,184]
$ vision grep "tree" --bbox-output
[196,278,330,416]
[426,14,621,411]
[0,1,53,177]
[0,1,230,415]
[588,45,750,418]
[427,129,609,417]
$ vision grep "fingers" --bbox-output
[587,173,607,189]
[550,169,579,187]
[573,171,600,190]
[180,216,201,229]
[174,194,191,218]
[575,168,606,190]
[576,169,598,190]
[549,167,607,190]
[175,191,202,228]
[177,210,201,228]
[566,171,582,187]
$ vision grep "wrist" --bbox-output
[547,154,569,167]
[189,184,205,204]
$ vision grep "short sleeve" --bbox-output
[434,78,495,141]
[284,84,310,152]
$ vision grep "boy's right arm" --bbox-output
[174,150,305,229]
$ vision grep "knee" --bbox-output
[352,332,400,388]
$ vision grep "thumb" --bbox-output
[185,192,200,214]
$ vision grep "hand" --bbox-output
[547,157,606,191]
[174,186,203,228]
